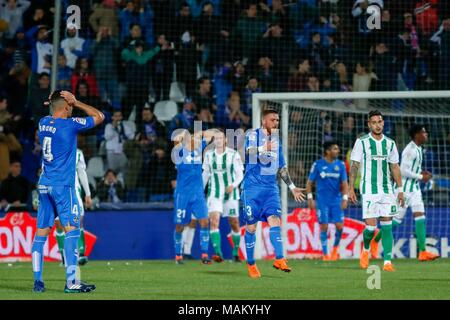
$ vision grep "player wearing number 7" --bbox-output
[349,110,405,272]
[243,109,306,278]
[32,90,104,293]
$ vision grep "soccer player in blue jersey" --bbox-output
[243,109,305,278]
[172,128,215,265]
[306,141,349,261]
[32,90,104,293]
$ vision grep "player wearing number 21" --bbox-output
[32,90,104,293]
[349,110,405,272]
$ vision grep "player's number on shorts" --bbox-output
[246,206,252,218]
[42,137,54,162]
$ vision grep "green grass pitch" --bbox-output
[1,259,449,300]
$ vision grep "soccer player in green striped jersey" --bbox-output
[202,129,244,262]
[349,110,405,272]
[372,124,439,261]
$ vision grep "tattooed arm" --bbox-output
[348,161,360,204]
[278,167,306,202]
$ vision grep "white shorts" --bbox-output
[396,190,425,221]
[361,194,398,219]
[207,197,240,218]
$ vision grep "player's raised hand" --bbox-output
[348,189,358,204]
[397,191,405,208]
[60,91,77,106]
[291,187,306,202]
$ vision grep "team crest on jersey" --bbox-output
[73,117,86,125]
[334,165,339,171]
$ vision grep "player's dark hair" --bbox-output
[262,108,278,117]
[49,90,64,105]
[323,141,338,153]
[368,110,383,120]
[409,124,426,139]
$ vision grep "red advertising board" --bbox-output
[0,212,97,263]
[229,208,366,259]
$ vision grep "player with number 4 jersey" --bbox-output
[32,90,104,294]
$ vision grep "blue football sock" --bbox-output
[269,226,284,259]
[31,235,47,282]
[245,230,256,265]
[174,230,183,256]
[320,230,328,255]
[199,227,209,255]
[64,229,80,286]
[334,229,343,248]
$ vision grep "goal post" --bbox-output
[252,90,450,259]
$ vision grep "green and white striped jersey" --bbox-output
[400,141,424,193]
[75,148,91,197]
[202,147,244,200]
[350,133,399,195]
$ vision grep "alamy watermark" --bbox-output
[366,5,381,30]
[170,121,281,175]
[366,265,381,289]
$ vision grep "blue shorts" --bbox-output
[316,201,344,224]
[173,192,208,225]
[37,185,81,229]
[242,187,281,225]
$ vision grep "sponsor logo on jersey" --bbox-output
[320,172,341,179]
[73,117,86,125]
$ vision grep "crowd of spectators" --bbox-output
[0,0,449,208]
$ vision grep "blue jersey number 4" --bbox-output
[42,137,54,162]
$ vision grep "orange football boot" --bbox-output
[418,251,440,261]
[383,262,395,272]
[247,263,261,278]
[273,258,292,272]
[322,254,332,261]
[175,255,184,265]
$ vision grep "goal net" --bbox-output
[252,91,450,260]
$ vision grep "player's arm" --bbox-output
[77,151,92,209]
[391,163,405,207]
[389,142,405,207]
[305,179,315,209]
[400,149,432,183]
[349,139,363,204]
[340,181,349,209]
[202,153,211,190]
[60,91,104,126]
[340,161,349,209]
[306,161,318,209]
[348,160,360,204]
[278,166,306,202]
[227,153,244,194]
